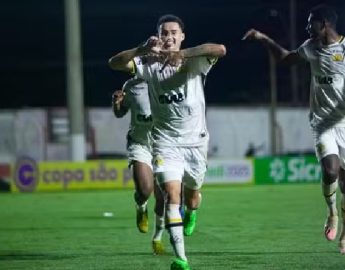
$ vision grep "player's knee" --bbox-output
[141,185,153,199]
[321,155,340,183]
[135,180,153,200]
[166,190,181,205]
[322,166,338,183]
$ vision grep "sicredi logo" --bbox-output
[269,158,285,182]
[269,157,321,183]
[14,157,38,192]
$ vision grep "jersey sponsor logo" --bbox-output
[316,76,333,85]
[136,114,152,122]
[316,143,326,155]
[159,92,185,104]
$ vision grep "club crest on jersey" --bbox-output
[316,143,325,155]
[316,76,333,85]
[331,53,344,62]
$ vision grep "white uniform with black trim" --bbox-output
[133,56,215,189]
[120,78,153,168]
[297,36,345,165]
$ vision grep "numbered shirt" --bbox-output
[297,36,345,132]
[122,78,152,146]
[133,56,216,147]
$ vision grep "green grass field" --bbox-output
[1,184,344,270]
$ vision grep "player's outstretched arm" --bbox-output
[108,36,163,73]
[108,48,141,73]
[159,43,226,68]
[242,29,302,65]
[181,43,227,59]
[112,90,128,118]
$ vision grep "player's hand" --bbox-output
[159,50,184,72]
[161,50,184,65]
[112,90,126,110]
[139,36,163,55]
[242,29,267,41]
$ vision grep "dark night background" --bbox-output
[1,0,345,108]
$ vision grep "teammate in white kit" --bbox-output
[243,4,345,253]
[109,14,226,270]
[112,77,165,255]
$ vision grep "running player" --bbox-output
[243,4,345,253]
[109,14,226,270]
[112,77,165,255]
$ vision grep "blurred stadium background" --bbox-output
[1,0,345,162]
[1,0,345,269]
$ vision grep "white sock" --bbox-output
[136,201,148,213]
[166,204,187,261]
[322,181,338,216]
[152,214,165,241]
[134,192,147,212]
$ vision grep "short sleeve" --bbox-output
[133,57,149,80]
[121,79,135,108]
[296,39,311,61]
[122,77,147,108]
[187,56,217,76]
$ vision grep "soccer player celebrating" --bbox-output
[112,78,165,255]
[109,14,226,270]
[243,4,345,253]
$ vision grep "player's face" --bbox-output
[306,13,324,40]
[158,22,185,51]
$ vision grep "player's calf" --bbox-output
[339,196,345,254]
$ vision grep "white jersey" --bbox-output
[121,78,152,146]
[133,56,216,147]
[297,36,345,132]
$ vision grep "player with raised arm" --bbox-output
[109,14,226,270]
[112,78,165,255]
[243,4,345,253]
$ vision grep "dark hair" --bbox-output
[310,4,337,27]
[156,14,185,32]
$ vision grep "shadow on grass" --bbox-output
[189,250,337,256]
[1,250,335,262]
[0,223,130,231]
[70,216,132,221]
[0,251,78,261]
[0,250,170,261]
[114,250,335,256]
